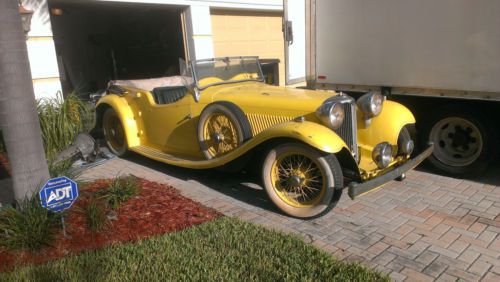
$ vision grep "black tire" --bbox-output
[197,102,252,160]
[420,106,495,177]
[102,108,128,157]
[262,142,343,219]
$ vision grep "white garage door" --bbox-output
[211,9,285,86]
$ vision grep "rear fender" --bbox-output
[96,94,140,147]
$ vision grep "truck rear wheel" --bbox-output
[421,107,495,177]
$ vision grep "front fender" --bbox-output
[96,94,140,147]
[357,100,415,148]
[251,121,348,154]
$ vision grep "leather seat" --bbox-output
[152,86,187,105]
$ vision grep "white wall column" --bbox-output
[23,0,62,100]
[184,5,214,60]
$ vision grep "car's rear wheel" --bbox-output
[103,108,128,157]
[262,143,343,219]
[197,102,252,159]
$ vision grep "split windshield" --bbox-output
[191,57,264,90]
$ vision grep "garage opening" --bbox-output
[48,0,187,96]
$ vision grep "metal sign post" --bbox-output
[39,176,79,237]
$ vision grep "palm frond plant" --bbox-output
[37,92,89,159]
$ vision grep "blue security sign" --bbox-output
[39,176,78,212]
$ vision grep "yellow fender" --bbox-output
[96,94,141,148]
[129,120,349,169]
[246,120,348,154]
[357,100,415,147]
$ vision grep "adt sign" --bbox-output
[40,176,78,212]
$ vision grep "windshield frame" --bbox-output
[190,56,265,90]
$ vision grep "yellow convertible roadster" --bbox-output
[95,56,433,218]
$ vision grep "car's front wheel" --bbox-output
[262,143,343,219]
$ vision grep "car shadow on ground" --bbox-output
[121,150,499,215]
[124,152,282,215]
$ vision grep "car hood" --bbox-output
[205,82,336,115]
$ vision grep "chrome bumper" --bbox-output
[347,143,434,200]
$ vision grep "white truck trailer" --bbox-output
[284,0,500,176]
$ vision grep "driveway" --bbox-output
[81,153,500,281]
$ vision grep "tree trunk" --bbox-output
[0,0,50,201]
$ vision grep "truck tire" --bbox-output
[420,106,495,177]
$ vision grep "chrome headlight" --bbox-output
[316,101,345,130]
[372,142,393,169]
[357,92,383,119]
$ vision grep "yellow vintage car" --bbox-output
[95,56,433,218]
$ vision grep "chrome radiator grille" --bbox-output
[334,98,359,161]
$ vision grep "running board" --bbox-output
[129,145,222,169]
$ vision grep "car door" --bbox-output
[133,89,200,157]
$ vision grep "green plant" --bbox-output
[0,195,61,251]
[37,92,89,158]
[0,218,389,281]
[47,158,80,179]
[97,176,140,209]
[81,196,109,233]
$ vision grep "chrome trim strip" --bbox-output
[319,93,358,161]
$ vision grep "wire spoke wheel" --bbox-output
[197,102,252,160]
[103,108,128,156]
[271,153,326,207]
[262,143,343,219]
[203,113,241,158]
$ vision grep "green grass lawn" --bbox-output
[0,217,388,281]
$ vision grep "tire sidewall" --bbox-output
[262,143,341,218]
[103,108,128,157]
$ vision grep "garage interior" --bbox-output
[48,0,186,96]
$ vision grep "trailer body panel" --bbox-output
[308,0,500,99]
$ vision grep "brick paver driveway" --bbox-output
[81,153,500,281]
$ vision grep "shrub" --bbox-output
[37,92,89,158]
[97,176,140,210]
[0,195,61,251]
[81,196,109,233]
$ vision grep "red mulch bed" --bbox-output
[0,153,10,180]
[0,178,221,272]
